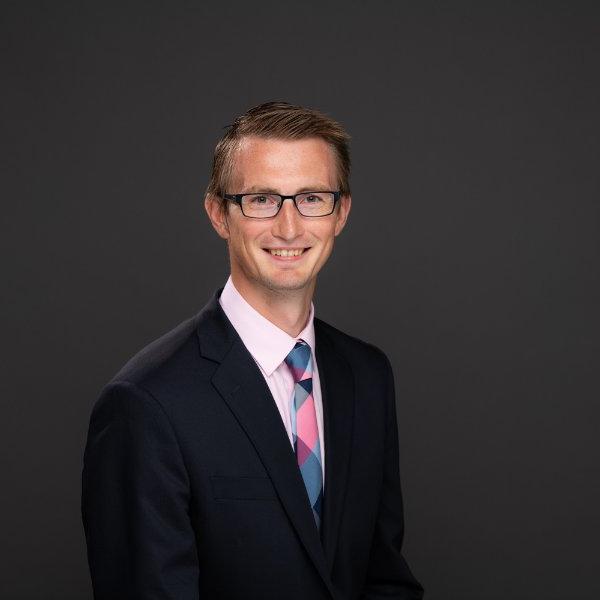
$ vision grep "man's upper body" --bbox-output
[82,101,423,599]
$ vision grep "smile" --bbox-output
[267,248,306,257]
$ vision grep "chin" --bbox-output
[261,273,313,293]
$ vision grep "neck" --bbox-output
[231,273,315,338]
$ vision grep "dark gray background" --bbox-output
[2,1,599,598]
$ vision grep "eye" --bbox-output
[302,194,325,204]
[246,194,278,205]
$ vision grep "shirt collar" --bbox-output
[218,275,316,377]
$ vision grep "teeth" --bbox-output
[269,248,305,257]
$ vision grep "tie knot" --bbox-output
[284,339,312,383]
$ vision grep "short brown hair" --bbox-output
[205,101,351,211]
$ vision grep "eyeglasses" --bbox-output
[223,191,341,218]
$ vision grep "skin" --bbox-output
[205,136,351,336]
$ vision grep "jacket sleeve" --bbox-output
[81,380,200,599]
[361,352,424,599]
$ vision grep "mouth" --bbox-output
[263,247,311,260]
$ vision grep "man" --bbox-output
[82,101,423,599]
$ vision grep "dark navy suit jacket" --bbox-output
[81,287,423,599]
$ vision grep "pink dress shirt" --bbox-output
[218,275,325,484]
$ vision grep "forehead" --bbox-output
[229,136,337,191]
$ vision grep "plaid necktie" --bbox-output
[284,339,323,530]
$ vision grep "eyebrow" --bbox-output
[241,185,332,194]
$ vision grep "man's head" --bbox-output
[204,101,352,300]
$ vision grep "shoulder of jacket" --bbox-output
[108,311,201,388]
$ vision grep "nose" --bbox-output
[271,198,304,240]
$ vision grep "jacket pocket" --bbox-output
[210,475,277,500]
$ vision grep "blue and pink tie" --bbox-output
[284,339,323,530]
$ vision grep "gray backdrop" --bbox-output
[2,1,599,598]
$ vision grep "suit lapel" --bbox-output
[196,290,336,598]
[315,320,355,571]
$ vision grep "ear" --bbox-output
[334,194,352,236]
[204,194,230,240]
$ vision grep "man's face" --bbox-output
[206,136,351,297]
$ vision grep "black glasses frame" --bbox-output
[223,191,341,218]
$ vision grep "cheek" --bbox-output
[317,223,338,246]
[234,225,267,254]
